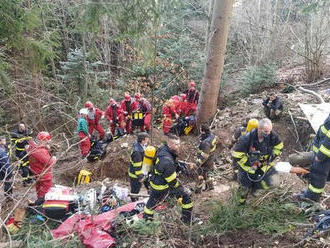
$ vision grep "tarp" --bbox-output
[51,199,166,248]
[299,103,330,133]
[51,201,144,248]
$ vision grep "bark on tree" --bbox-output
[197,0,234,125]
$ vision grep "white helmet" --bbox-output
[79,108,88,115]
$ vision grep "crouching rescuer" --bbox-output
[143,134,193,224]
[195,124,217,193]
[232,118,283,203]
[128,132,150,202]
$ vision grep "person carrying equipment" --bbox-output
[231,119,259,180]
[232,118,283,204]
[132,94,152,132]
[143,134,193,224]
[233,119,259,143]
[11,123,33,186]
[128,132,150,202]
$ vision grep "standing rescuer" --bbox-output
[0,136,13,201]
[298,113,330,202]
[132,94,152,132]
[105,98,125,136]
[128,132,150,202]
[195,124,217,193]
[77,109,91,158]
[121,92,134,134]
[27,131,56,205]
[143,134,193,224]
[11,123,33,186]
[184,81,199,116]
[85,101,105,140]
[232,118,283,203]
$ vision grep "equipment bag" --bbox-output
[132,111,144,127]
[170,117,188,136]
[87,138,106,162]
[76,169,92,185]
[42,200,70,220]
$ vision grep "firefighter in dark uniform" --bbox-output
[298,114,330,201]
[143,134,193,223]
[11,123,33,186]
[129,132,150,202]
[262,93,283,120]
[231,119,259,180]
[0,136,13,201]
[232,118,283,203]
[195,125,217,193]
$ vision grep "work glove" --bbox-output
[289,167,309,175]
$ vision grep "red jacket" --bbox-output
[27,140,56,178]
[120,99,134,115]
[132,99,152,114]
[104,104,124,123]
[184,88,199,104]
[162,104,176,118]
[87,108,103,125]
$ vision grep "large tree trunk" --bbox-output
[196,0,234,125]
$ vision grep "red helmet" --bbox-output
[189,81,196,88]
[171,95,180,102]
[85,101,94,109]
[179,93,186,100]
[37,131,51,142]
[134,93,141,100]
[124,93,131,101]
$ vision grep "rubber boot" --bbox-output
[181,209,192,224]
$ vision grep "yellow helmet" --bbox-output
[246,119,259,132]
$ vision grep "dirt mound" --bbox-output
[201,229,300,247]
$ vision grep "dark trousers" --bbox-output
[130,177,142,202]
[0,168,13,197]
[143,186,192,222]
[238,168,275,193]
[306,159,330,201]
[16,151,33,183]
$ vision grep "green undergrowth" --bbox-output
[12,218,83,248]
[201,190,307,237]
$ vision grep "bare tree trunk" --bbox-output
[197,0,234,125]
[205,0,215,53]
[59,0,70,55]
